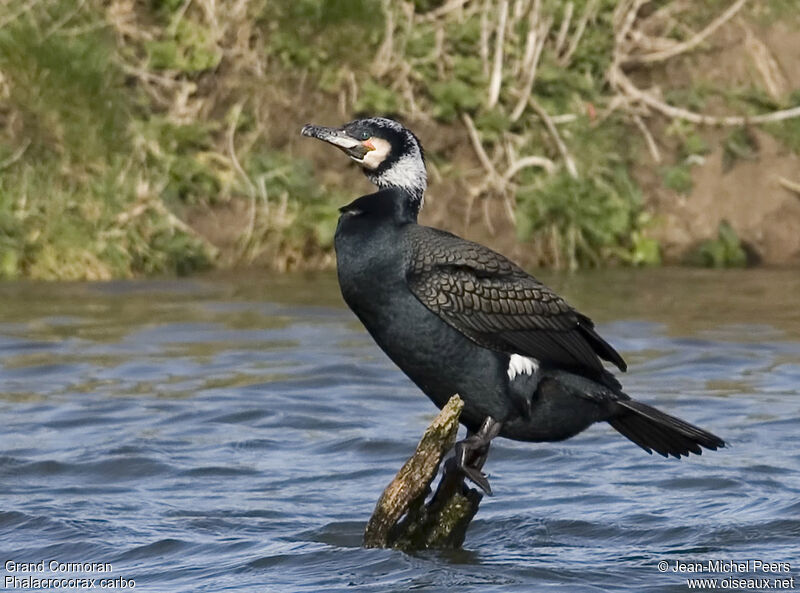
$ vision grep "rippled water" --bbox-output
[2,269,799,592]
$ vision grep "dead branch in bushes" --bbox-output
[619,0,747,65]
[610,0,800,127]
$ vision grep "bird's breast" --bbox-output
[334,221,404,314]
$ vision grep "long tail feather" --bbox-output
[608,399,725,458]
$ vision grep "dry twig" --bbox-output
[0,139,31,170]
[611,66,800,125]
[372,0,394,76]
[528,98,578,178]
[559,0,597,66]
[487,0,509,109]
[503,155,557,179]
[742,23,787,101]
[419,0,470,22]
[511,13,551,121]
[620,0,747,65]
[632,114,661,163]
[479,0,491,78]
[610,0,800,128]
[462,113,502,186]
[554,2,573,57]
[777,177,800,197]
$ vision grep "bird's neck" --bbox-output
[339,187,420,224]
[385,184,423,218]
[366,155,427,215]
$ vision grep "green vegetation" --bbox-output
[722,127,758,171]
[763,91,800,154]
[270,0,662,269]
[0,0,342,278]
[515,116,657,268]
[0,1,214,279]
[662,164,694,194]
[0,0,798,278]
[685,221,748,268]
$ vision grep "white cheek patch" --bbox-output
[507,354,539,380]
[361,137,391,170]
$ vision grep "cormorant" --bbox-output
[301,117,724,493]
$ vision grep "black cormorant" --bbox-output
[301,117,724,493]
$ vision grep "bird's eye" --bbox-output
[358,131,370,141]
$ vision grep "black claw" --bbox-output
[462,465,492,495]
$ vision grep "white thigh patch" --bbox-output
[507,354,539,380]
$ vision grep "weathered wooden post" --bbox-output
[363,395,483,550]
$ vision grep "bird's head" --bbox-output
[301,117,427,210]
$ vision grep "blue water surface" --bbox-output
[1,269,799,592]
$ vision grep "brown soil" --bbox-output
[634,19,800,266]
[642,129,800,265]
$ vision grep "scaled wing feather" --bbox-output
[405,226,626,378]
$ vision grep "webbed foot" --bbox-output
[454,416,502,495]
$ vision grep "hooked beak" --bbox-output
[301,124,369,161]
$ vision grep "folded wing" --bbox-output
[405,226,626,383]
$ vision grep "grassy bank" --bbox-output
[1,0,798,279]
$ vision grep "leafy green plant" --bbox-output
[0,8,128,162]
[429,80,482,122]
[722,127,758,171]
[146,20,222,72]
[355,80,401,116]
[0,160,215,280]
[662,164,694,194]
[628,231,662,266]
[516,168,642,269]
[680,133,710,159]
[262,0,384,70]
[236,151,342,264]
[763,93,800,154]
[685,220,748,268]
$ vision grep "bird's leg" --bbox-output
[454,416,502,495]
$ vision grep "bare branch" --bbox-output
[550,114,578,124]
[372,0,395,76]
[43,0,88,38]
[529,99,579,178]
[462,113,502,184]
[611,66,800,125]
[518,0,540,77]
[621,0,747,65]
[483,194,497,235]
[0,139,31,170]
[225,102,264,263]
[554,2,573,57]
[777,177,800,197]
[613,0,646,49]
[511,14,552,121]
[419,0,469,22]
[479,0,491,78]
[743,23,787,101]
[627,29,682,53]
[503,155,557,179]
[0,0,44,30]
[364,395,471,549]
[631,114,661,163]
[560,0,598,66]
[487,0,508,108]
